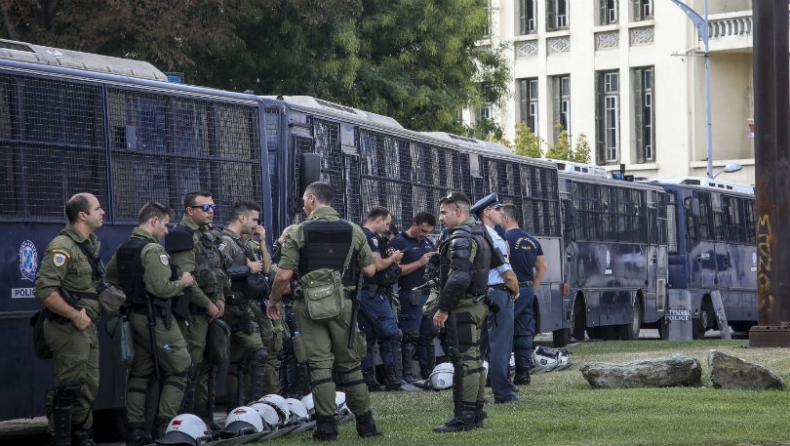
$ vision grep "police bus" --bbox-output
[655,177,757,338]
[0,39,277,436]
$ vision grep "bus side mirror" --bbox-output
[684,197,701,218]
[300,153,321,194]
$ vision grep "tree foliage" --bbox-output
[510,121,543,158]
[572,133,592,163]
[545,123,571,160]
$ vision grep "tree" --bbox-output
[545,123,572,160]
[572,133,592,163]
[510,122,543,158]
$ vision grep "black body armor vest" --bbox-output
[439,223,493,296]
[299,220,358,286]
[116,238,158,305]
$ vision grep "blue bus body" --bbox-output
[0,41,271,429]
[554,162,669,342]
[656,178,757,337]
[264,96,570,346]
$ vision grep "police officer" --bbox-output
[502,204,547,384]
[472,193,520,405]
[388,212,437,383]
[359,207,404,391]
[431,192,503,433]
[266,181,383,441]
[165,191,229,430]
[105,202,194,445]
[221,201,269,405]
[34,193,105,446]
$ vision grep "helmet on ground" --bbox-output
[335,391,351,416]
[300,394,315,419]
[155,414,211,446]
[250,402,280,429]
[284,398,309,422]
[429,362,454,390]
[259,394,291,425]
[219,406,264,439]
[534,346,570,371]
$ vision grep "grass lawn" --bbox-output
[264,339,790,445]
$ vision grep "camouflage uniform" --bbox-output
[34,223,101,446]
[105,227,192,441]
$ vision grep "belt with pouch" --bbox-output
[489,283,508,291]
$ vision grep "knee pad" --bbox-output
[455,312,474,354]
[54,380,81,408]
[251,347,268,367]
[403,332,419,344]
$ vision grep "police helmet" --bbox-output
[250,402,280,429]
[219,406,264,439]
[284,398,309,423]
[335,391,352,416]
[300,394,315,419]
[259,394,291,425]
[155,414,211,446]
[429,363,455,390]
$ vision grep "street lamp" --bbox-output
[669,0,714,179]
[711,161,743,179]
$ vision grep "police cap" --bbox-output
[470,193,503,216]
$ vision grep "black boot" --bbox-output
[474,402,487,428]
[126,423,150,446]
[363,370,384,392]
[513,366,531,385]
[313,415,338,441]
[72,428,95,446]
[355,411,383,438]
[383,366,402,391]
[401,343,415,383]
[154,418,170,440]
[433,404,477,433]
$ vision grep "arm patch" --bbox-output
[165,225,195,254]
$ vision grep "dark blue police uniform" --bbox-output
[389,230,436,378]
[505,227,543,370]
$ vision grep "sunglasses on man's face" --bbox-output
[190,204,217,212]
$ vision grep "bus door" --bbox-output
[688,191,717,292]
[710,193,730,298]
[721,195,758,324]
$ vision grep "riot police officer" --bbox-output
[431,192,503,433]
[221,201,269,405]
[165,191,229,430]
[266,181,382,441]
[359,207,404,391]
[34,193,105,446]
[105,202,194,444]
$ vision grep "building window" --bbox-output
[518,78,539,134]
[633,66,655,163]
[599,0,618,25]
[632,0,653,21]
[546,0,569,31]
[518,0,538,35]
[551,75,571,144]
[595,71,620,163]
[479,84,493,120]
[482,0,492,38]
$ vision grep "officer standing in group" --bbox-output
[34,193,105,446]
[431,192,503,433]
[388,212,437,383]
[165,191,229,430]
[359,207,404,391]
[221,201,269,406]
[266,181,383,441]
[104,202,194,445]
[502,204,547,384]
[472,193,520,405]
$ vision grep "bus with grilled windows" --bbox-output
[655,177,757,338]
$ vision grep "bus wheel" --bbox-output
[600,325,618,341]
[620,299,642,341]
[553,328,571,347]
[692,302,713,339]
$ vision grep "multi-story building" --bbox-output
[477,0,756,184]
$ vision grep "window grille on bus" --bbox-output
[0,73,107,220]
[313,119,345,214]
[107,89,262,224]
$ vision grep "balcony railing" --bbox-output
[708,14,753,39]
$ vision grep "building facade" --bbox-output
[478,0,756,184]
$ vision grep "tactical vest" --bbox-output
[193,228,231,297]
[439,224,492,296]
[115,238,159,305]
[298,220,358,286]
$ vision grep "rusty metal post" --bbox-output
[750,0,790,347]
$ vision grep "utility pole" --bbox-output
[669,0,713,178]
[750,0,790,347]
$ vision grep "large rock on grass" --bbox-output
[708,349,786,390]
[580,354,702,389]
